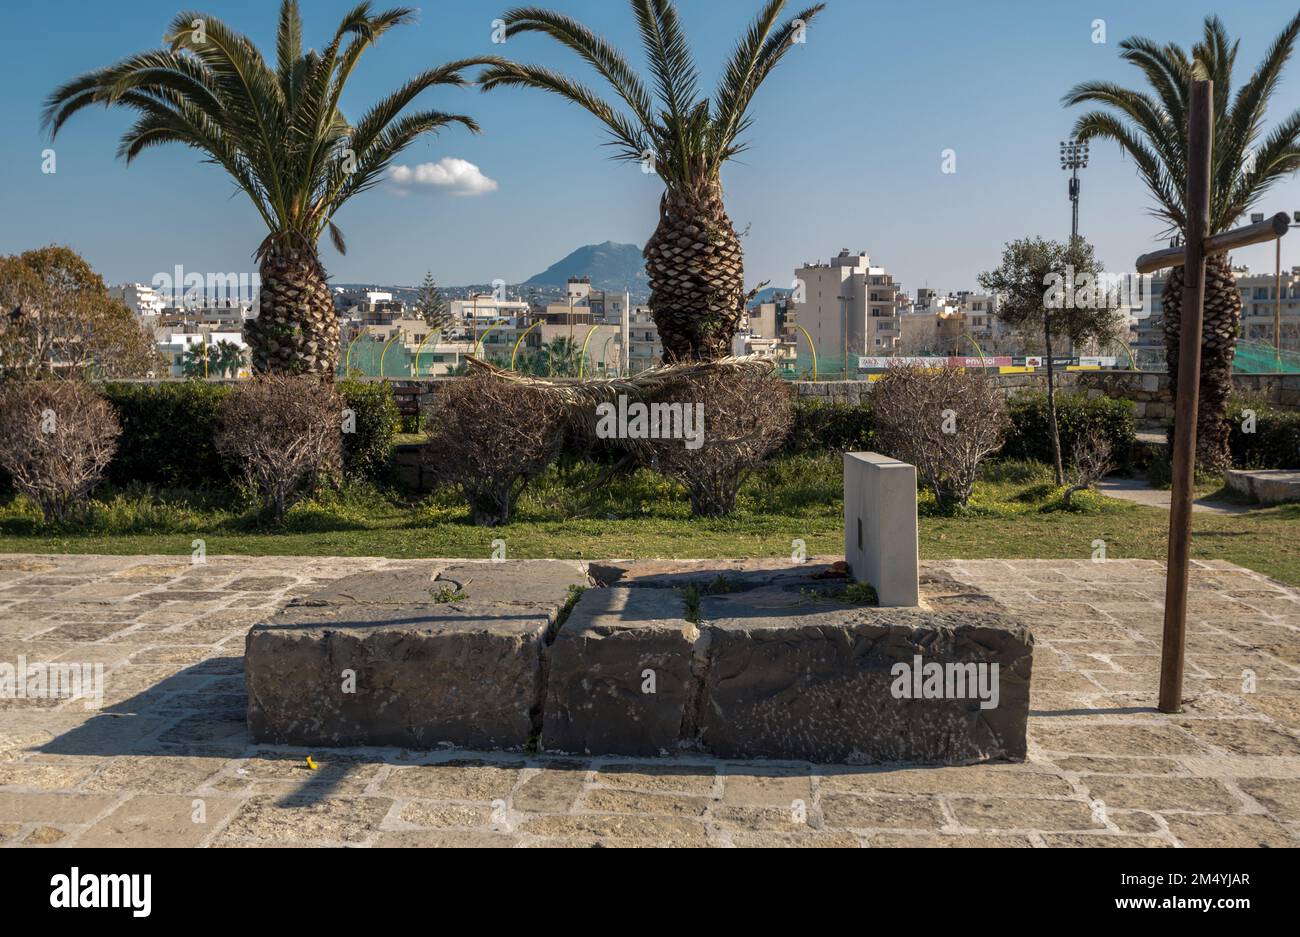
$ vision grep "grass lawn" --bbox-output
[1,455,1296,586]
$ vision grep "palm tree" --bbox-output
[479,0,823,361]
[45,1,487,378]
[180,343,210,379]
[1063,12,1300,470]
[519,336,581,377]
[213,339,247,377]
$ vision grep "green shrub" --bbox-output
[102,381,231,489]
[980,458,1053,484]
[1003,391,1136,469]
[1227,397,1300,469]
[780,399,874,456]
[1146,452,1173,488]
[338,379,400,481]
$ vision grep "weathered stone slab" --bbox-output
[696,587,1032,763]
[433,560,590,608]
[245,562,588,749]
[542,588,697,757]
[1225,469,1300,505]
[246,601,552,749]
[587,557,843,590]
[303,565,448,605]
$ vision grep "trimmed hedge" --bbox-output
[338,379,400,481]
[780,398,875,457]
[779,392,1139,471]
[1002,391,1137,469]
[102,381,232,489]
[1228,397,1300,469]
[96,379,399,491]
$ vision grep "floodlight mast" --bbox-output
[1060,139,1090,242]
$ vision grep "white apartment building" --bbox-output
[109,283,167,318]
[626,305,661,372]
[156,328,249,377]
[791,250,903,365]
[1240,267,1300,347]
[450,296,531,330]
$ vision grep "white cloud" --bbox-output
[388,158,498,196]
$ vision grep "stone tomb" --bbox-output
[245,558,1033,763]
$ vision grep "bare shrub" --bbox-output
[641,365,793,517]
[216,375,342,524]
[0,380,120,523]
[871,365,1008,511]
[1062,430,1115,509]
[425,373,568,525]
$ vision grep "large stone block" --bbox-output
[245,561,587,749]
[696,587,1032,763]
[542,588,698,757]
[1225,469,1300,505]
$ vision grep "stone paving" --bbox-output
[0,552,1297,848]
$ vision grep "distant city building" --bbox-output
[450,295,530,332]
[109,283,167,318]
[626,305,661,372]
[791,250,903,366]
[1136,266,1300,367]
[155,328,249,377]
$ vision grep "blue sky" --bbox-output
[2,0,1299,294]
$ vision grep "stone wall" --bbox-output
[791,370,1300,423]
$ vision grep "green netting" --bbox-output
[1232,341,1300,374]
[775,353,853,381]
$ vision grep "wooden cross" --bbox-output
[1133,79,1291,714]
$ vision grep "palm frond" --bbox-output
[1065,12,1300,236]
[276,0,303,103]
[481,0,819,190]
[479,61,646,159]
[498,7,655,128]
[45,0,478,252]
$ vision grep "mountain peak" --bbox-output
[523,241,648,293]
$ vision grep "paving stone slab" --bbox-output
[542,587,697,757]
[433,560,590,608]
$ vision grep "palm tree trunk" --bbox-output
[1160,253,1239,471]
[644,178,745,362]
[248,244,339,378]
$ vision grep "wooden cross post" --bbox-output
[1134,79,1292,713]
